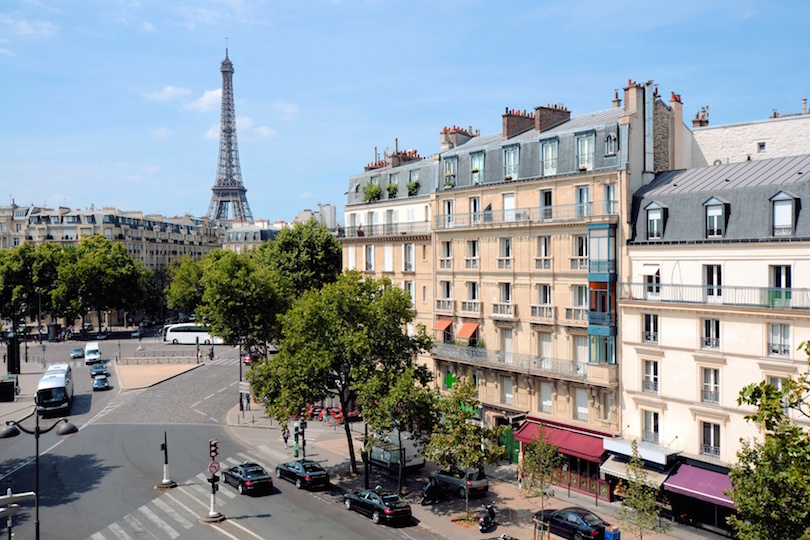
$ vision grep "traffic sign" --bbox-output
[239,381,250,393]
[208,461,221,475]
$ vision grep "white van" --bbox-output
[36,363,74,415]
[84,342,101,364]
[368,431,425,471]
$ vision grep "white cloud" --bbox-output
[203,123,220,140]
[144,85,191,102]
[152,127,171,140]
[204,117,277,141]
[0,14,59,37]
[0,47,13,57]
[184,89,221,112]
[142,21,155,32]
[273,101,299,121]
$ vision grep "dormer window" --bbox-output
[703,197,727,238]
[504,146,519,179]
[470,153,484,185]
[576,134,594,171]
[443,158,457,179]
[645,202,665,240]
[605,133,618,156]
[771,191,796,237]
[542,140,558,176]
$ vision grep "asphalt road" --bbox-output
[1,338,441,540]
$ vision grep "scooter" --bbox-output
[420,479,447,505]
[478,504,495,532]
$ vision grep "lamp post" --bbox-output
[0,408,79,540]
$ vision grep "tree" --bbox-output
[424,374,505,518]
[165,255,206,316]
[255,220,342,299]
[355,364,438,493]
[728,346,810,539]
[522,425,563,536]
[614,440,670,540]
[248,271,431,474]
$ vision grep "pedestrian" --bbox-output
[517,467,524,494]
[282,427,289,448]
[197,349,202,364]
[245,391,251,410]
[209,347,214,361]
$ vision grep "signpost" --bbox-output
[208,461,221,475]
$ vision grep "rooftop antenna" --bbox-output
[225,36,228,58]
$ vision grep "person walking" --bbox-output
[245,391,251,410]
[282,427,289,448]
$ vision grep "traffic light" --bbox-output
[209,438,219,458]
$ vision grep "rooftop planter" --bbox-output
[362,183,381,203]
[407,180,420,196]
[386,183,399,198]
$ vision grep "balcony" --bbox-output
[497,257,512,270]
[642,430,659,444]
[529,305,555,323]
[701,444,721,458]
[341,221,431,239]
[564,307,587,325]
[642,331,658,343]
[619,282,810,310]
[534,257,551,270]
[431,342,587,379]
[588,311,616,326]
[432,200,618,230]
[589,260,616,273]
[492,302,517,319]
[439,257,452,269]
[465,257,479,269]
[570,257,588,270]
[643,380,659,394]
[435,299,455,314]
[460,301,481,316]
[701,337,720,349]
[702,389,720,404]
[768,342,790,356]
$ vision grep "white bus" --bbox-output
[36,363,74,415]
[162,323,223,345]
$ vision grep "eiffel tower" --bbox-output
[207,46,254,222]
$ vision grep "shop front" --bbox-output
[601,437,680,503]
[663,462,735,537]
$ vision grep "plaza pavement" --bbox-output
[1,356,725,540]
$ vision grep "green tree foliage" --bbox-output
[522,425,563,524]
[165,255,206,314]
[424,375,505,517]
[255,220,342,299]
[196,249,291,357]
[614,440,670,540]
[248,271,430,474]
[728,346,810,539]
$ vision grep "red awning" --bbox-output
[513,421,604,462]
[457,322,479,340]
[663,464,735,509]
[432,319,452,332]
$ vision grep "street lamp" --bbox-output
[0,407,78,540]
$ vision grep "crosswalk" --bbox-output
[88,452,267,540]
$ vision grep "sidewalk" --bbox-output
[225,400,725,540]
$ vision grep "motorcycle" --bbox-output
[478,504,495,532]
[420,479,447,505]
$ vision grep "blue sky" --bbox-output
[1,1,809,224]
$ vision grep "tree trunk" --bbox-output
[340,393,357,474]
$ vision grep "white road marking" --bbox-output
[139,504,179,539]
[190,400,202,408]
[204,393,215,400]
[107,522,134,540]
[163,490,202,519]
[177,485,208,509]
[122,515,154,539]
[209,416,219,423]
[225,457,239,465]
[217,387,227,393]
[259,444,289,462]
[152,498,193,529]
[193,408,207,416]
[90,533,106,540]
[219,518,267,540]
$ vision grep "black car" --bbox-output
[275,459,330,489]
[343,489,412,525]
[534,506,610,540]
[90,363,108,378]
[222,462,273,495]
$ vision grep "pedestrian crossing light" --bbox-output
[209,438,219,458]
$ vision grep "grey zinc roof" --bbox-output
[631,155,810,243]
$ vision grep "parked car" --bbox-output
[90,363,108,378]
[222,462,273,495]
[275,459,330,489]
[92,375,111,391]
[69,347,84,359]
[343,489,412,525]
[430,466,489,498]
[533,506,610,540]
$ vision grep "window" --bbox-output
[503,193,515,221]
[575,186,590,218]
[705,265,722,301]
[442,365,454,390]
[604,184,616,214]
[701,422,720,458]
[538,331,552,359]
[364,245,374,271]
[643,314,658,343]
[443,158,457,179]
[602,392,613,421]
[571,235,588,269]
[772,193,794,236]
[471,153,484,185]
[590,335,616,364]
[574,335,589,363]
[409,170,419,183]
[404,281,415,306]
[702,319,720,349]
[758,142,766,153]
[442,200,454,228]
[495,283,514,317]
[440,281,452,300]
[702,368,720,404]
[470,196,481,224]
[440,241,452,269]
[384,244,393,272]
[466,240,479,269]
[537,284,552,305]
[501,328,514,361]
[463,282,479,314]
[501,376,513,405]
[768,376,789,414]
[347,246,356,270]
[539,381,552,413]
[498,238,512,269]
[500,283,512,303]
[647,207,662,239]
[706,204,724,238]
[540,189,553,221]
[403,243,414,272]
[536,236,551,269]
[605,133,617,155]
[542,140,558,176]
[643,410,659,444]
[576,134,594,171]
[370,176,379,186]
[574,387,589,421]
[645,270,661,296]
[643,360,659,394]
[769,323,790,356]
[504,146,519,178]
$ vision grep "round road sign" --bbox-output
[208,461,221,475]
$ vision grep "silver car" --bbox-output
[429,466,489,498]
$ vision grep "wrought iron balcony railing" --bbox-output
[701,444,721,458]
[433,200,618,230]
[431,342,588,379]
[619,283,810,310]
[341,221,431,238]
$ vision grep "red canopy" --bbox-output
[513,421,605,462]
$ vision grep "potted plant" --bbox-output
[444,178,455,188]
[386,183,398,198]
[362,183,381,203]
[407,180,420,196]
[470,168,480,174]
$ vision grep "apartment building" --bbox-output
[340,146,436,369]
[619,155,810,534]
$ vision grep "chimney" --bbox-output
[803,98,807,115]
[440,125,474,150]
[623,79,641,114]
[389,144,422,168]
[534,104,571,132]
[612,90,622,109]
[669,92,684,169]
[692,106,709,128]
[502,107,535,138]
